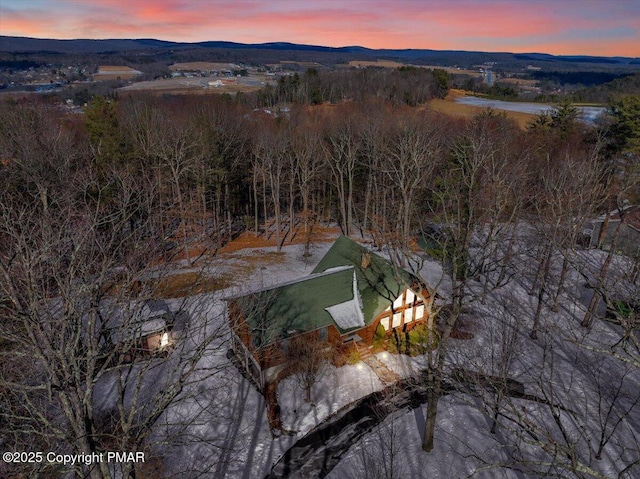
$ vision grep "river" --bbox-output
[455,96,606,124]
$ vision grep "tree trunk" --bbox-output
[551,254,569,313]
[531,245,552,339]
[597,212,610,248]
[225,176,232,240]
[422,367,439,452]
[176,183,190,265]
[253,167,259,236]
[582,219,624,328]
[529,247,547,296]
[262,168,268,234]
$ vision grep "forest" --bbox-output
[0,66,639,479]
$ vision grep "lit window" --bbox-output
[160,332,170,348]
[405,307,413,323]
[381,317,390,331]
[393,294,404,309]
[392,312,402,328]
[406,289,415,304]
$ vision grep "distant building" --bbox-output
[485,70,494,85]
[584,205,640,257]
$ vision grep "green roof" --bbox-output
[234,266,355,347]
[312,235,416,324]
[231,236,419,346]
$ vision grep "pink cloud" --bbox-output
[1,0,638,56]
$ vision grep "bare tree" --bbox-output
[287,335,333,403]
[417,113,529,452]
[0,115,227,478]
[382,111,445,247]
[323,106,361,236]
[290,111,322,241]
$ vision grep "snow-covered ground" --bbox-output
[125,235,639,478]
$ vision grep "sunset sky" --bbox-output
[1,0,639,57]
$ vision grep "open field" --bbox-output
[94,65,143,80]
[427,89,536,128]
[348,59,405,68]
[118,76,266,95]
[344,61,481,76]
[279,60,325,69]
[420,65,481,76]
[500,77,539,86]
[169,62,240,71]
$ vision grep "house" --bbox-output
[585,205,640,258]
[104,299,176,361]
[226,236,434,391]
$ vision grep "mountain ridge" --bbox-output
[1,36,638,65]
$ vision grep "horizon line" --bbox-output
[2,35,639,61]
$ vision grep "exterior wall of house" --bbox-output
[121,330,169,363]
[143,331,171,351]
[327,324,342,343]
[228,300,345,390]
[348,321,378,344]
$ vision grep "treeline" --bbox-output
[529,70,631,87]
[452,70,640,104]
[571,71,640,103]
[253,66,449,107]
[1,88,636,267]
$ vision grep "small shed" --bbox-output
[104,299,175,361]
[585,205,640,257]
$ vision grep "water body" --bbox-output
[455,96,606,124]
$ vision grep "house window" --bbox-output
[392,312,402,328]
[404,307,414,323]
[416,305,425,320]
[406,289,415,305]
[319,327,328,341]
[380,317,390,331]
[393,295,404,309]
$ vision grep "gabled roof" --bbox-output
[312,235,419,323]
[230,266,356,347]
[229,236,424,347]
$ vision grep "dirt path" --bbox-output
[362,355,400,385]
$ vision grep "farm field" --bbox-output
[168,62,241,71]
[348,59,406,68]
[118,76,269,95]
[94,65,143,80]
[500,77,539,86]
